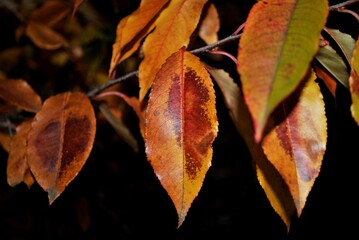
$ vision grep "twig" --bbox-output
[190,33,242,54]
[330,0,359,10]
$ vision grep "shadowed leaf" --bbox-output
[7,119,35,188]
[262,72,327,216]
[27,92,96,204]
[109,0,170,77]
[207,66,295,231]
[0,79,42,113]
[199,3,220,45]
[145,48,218,227]
[139,0,207,101]
[237,0,328,142]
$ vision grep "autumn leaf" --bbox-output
[262,72,327,216]
[0,79,42,113]
[199,3,220,45]
[27,92,96,204]
[0,130,12,153]
[237,0,328,142]
[139,0,207,101]
[313,62,337,97]
[207,66,295,231]
[26,23,68,50]
[109,0,170,77]
[350,39,359,125]
[72,0,86,17]
[145,48,218,227]
[7,119,35,188]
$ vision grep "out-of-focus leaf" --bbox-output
[99,104,139,152]
[0,79,42,113]
[26,22,68,50]
[109,0,170,77]
[145,48,218,227]
[313,62,337,97]
[29,0,71,27]
[139,0,207,101]
[27,92,96,204]
[207,66,295,231]
[0,131,11,153]
[72,0,86,17]
[0,47,22,73]
[7,119,35,188]
[237,0,328,142]
[262,72,327,216]
[199,3,220,45]
[314,29,355,89]
[350,39,359,125]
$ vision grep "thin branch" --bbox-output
[87,70,139,98]
[190,33,242,54]
[330,0,359,10]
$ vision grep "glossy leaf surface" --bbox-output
[145,48,218,227]
[139,0,207,101]
[262,72,327,215]
[27,92,96,203]
[237,0,328,142]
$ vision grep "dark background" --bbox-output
[0,0,358,239]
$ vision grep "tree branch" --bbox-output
[330,0,359,10]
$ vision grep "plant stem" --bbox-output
[330,0,359,10]
[190,33,242,54]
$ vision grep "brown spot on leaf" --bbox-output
[168,74,182,146]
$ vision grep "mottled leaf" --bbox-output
[350,39,359,125]
[27,92,96,204]
[207,66,295,230]
[199,3,220,45]
[139,0,207,101]
[262,72,327,216]
[7,119,35,188]
[109,0,170,77]
[237,0,328,142]
[145,48,218,227]
[0,79,42,113]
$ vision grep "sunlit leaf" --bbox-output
[262,72,327,216]
[0,79,42,113]
[139,0,207,101]
[7,119,35,188]
[109,0,170,77]
[207,66,295,230]
[199,3,220,45]
[350,39,359,125]
[27,92,96,204]
[237,0,328,142]
[145,48,218,227]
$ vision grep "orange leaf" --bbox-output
[7,119,35,188]
[0,131,11,153]
[207,66,295,230]
[109,0,170,77]
[26,22,68,50]
[27,92,96,203]
[29,0,71,27]
[139,0,207,101]
[72,0,86,17]
[199,3,220,45]
[313,62,337,97]
[262,72,327,216]
[0,79,42,113]
[145,48,218,227]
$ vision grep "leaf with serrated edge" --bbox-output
[145,48,218,227]
[27,92,96,204]
[139,0,207,102]
[262,72,327,216]
[350,39,359,125]
[237,0,328,142]
[207,66,295,231]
